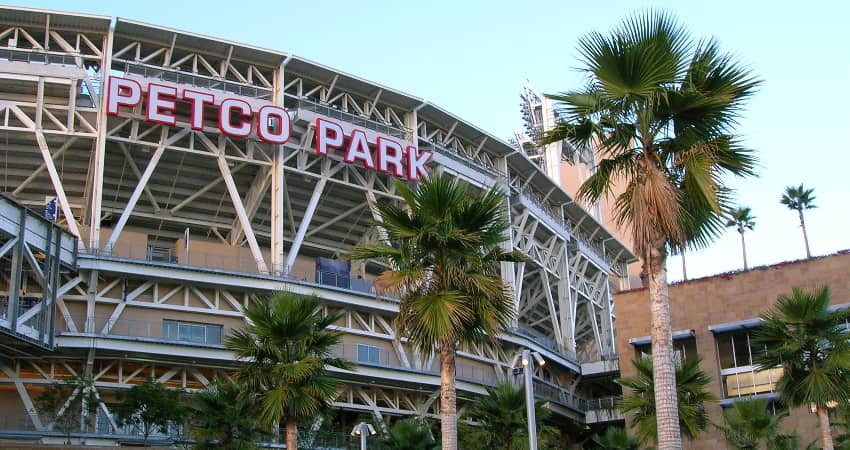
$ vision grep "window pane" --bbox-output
[716,334,735,369]
[357,344,369,363]
[191,325,205,343]
[206,326,221,345]
[369,347,380,364]
[163,322,177,340]
[178,324,191,341]
[733,332,751,366]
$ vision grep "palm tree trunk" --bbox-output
[817,406,834,450]
[647,239,682,450]
[286,420,297,450]
[680,249,687,281]
[798,209,811,258]
[740,231,748,270]
[440,338,457,450]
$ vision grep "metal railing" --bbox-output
[291,95,409,139]
[428,141,505,177]
[81,243,392,300]
[113,60,273,100]
[581,395,622,412]
[0,47,93,66]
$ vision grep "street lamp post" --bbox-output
[351,422,377,450]
[519,348,545,450]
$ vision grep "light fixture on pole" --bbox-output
[350,422,377,450]
[513,348,545,450]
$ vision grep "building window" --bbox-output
[634,338,697,366]
[715,329,782,398]
[356,344,381,365]
[162,320,222,346]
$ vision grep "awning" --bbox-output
[708,318,762,334]
[628,329,695,346]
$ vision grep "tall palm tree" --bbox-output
[752,286,850,450]
[351,174,521,450]
[780,184,816,258]
[459,382,555,450]
[725,206,756,270]
[189,379,266,450]
[539,12,759,449]
[225,292,352,450]
[618,357,715,446]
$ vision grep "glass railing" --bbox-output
[427,141,506,177]
[113,61,273,100]
[80,243,397,301]
[290,95,409,139]
[0,47,86,66]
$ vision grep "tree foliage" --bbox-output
[780,184,816,212]
[590,426,641,450]
[618,357,715,445]
[225,291,351,450]
[458,382,559,450]
[35,375,99,444]
[380,418,438,450]
[114,378,185,446]
[188,379,266,450]
[351,174,523,449]
[725,206,756,233]
[752,286,850,449]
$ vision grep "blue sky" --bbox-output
[20,0,850,280]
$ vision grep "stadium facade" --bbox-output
[0,5,637,442]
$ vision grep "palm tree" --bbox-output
[590,427,640,450]
[725,206,756,270]
[381,418,438,450]
[225,292,352,450]
[720,398,785,449]
[539,12,759,449]
[189,379,266,450]
[618,356,715,446]
[351,174,521,450]
[459,382,555,450]
[752,286,850,450]
[780,184,816,258]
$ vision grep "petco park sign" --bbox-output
[106,76,431,181]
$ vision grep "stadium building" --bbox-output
[0,5,636,443]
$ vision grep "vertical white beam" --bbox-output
[270,58,287,276]
[285,177,326,274]
[559,247,576,353]
[90,25,114,250]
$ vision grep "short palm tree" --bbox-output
[351,174,521,450]
[189,379,266,450]
[225,292,352,450]
[459,382,554,450]
[720,398,785,449]
[590,427,640,450]
[540,12,759,449]
[725,206,756,270]
[618,356,715,446]
[381,418,438,450]
[752,286,850,450]
[780,184,816,258]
